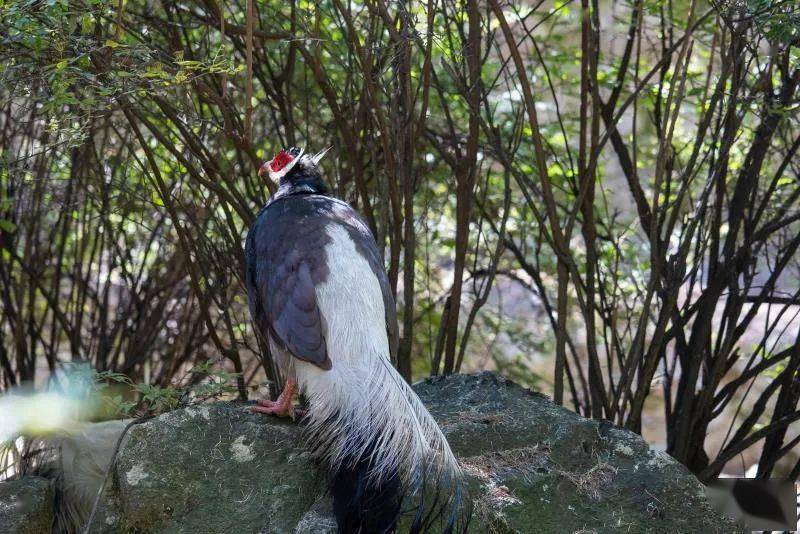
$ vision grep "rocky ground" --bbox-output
[0,372,741,533]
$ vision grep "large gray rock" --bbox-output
[0,476,54,534]
[415,373,740,533]
[90,372,738,533]
[111,404,321,533]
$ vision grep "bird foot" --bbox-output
[250,401,306,420]
[250,399,294,417]
[250,379,305,419]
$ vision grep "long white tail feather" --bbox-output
[298,354,461,490]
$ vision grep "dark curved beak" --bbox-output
[257,161,270,179]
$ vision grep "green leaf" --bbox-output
[0,219,16,233]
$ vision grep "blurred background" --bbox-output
[0,0,798,483]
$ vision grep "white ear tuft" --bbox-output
[311,146,332,165]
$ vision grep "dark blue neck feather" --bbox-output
[279,167,329,196]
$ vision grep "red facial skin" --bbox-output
[258,150,294,179]
[270,150,293,172]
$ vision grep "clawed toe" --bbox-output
[250,403,291,417]
[249,402,307,420]
[250,379,302,419]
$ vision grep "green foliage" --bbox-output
[93,360,242,417]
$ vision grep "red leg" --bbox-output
[251,379,300,418]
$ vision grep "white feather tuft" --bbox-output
[311,146,332,165]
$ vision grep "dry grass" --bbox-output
[462,445,616,499]
[556,462,618,501]
[461,445,618,532]
[461,445,551,482]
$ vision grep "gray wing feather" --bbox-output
[246,195,397,370]
[246,201,331,369]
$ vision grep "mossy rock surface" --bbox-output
[0,476,54,534]
[86,372,739,533]
[416,372,741,533]
[112,404,322,533]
